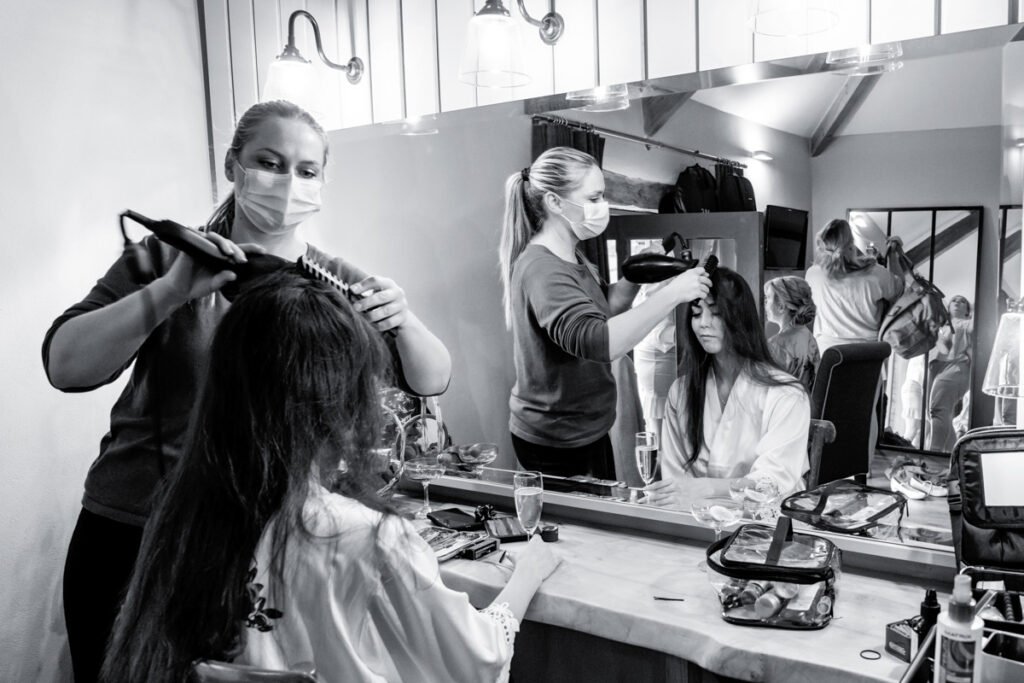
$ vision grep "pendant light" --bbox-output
[459,0,564,89]
[262,10,364,122]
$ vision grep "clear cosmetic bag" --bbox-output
[706,517,841,630]
[780,480,907,536]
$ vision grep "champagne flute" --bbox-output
[405,456,445,519]
[635,431,660,486]
[690,495,743,571]
[514,471,544,540]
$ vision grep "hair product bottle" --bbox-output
[932,575,983,683]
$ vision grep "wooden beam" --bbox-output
[906,212,980,265]
[809,75,881,157]
[641,92,693,137]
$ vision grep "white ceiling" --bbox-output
[689,46,1004,139]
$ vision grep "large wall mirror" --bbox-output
[318,24,1024,570]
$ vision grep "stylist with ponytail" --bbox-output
[499,147,710,478]
[42,100,450,683]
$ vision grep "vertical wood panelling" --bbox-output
[203,0,236,199]
[336,0,374,127]
[597,0,644,85]
[306,0,345,130]
[436,0,477,111]
[368,0,405,121]
[941,0,1009,34]
[870,0,935,43]
[552,0,597,94]
[227,0,259,119]
[252,0,281,99]
[698,0,753,71]
[647,0,697,80]
[401,0,440,118]
[803,0,869,55]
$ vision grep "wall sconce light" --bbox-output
[263,10,364,118]
[749,0,838,37]
[750,150,774,161]
[826,42,903,76]
[983,301,1024,420]
[459,0,564,88]
[566,84,630,112]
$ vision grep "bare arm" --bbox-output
[489,536,560,621]
[606,279,640,315]
[607,268,709,360]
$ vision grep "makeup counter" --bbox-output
[400,467,967,683]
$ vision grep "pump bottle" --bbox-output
[933,574,983,683]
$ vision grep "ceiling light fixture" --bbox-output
[459,0,564,88]
[566,84,630,112]
[751,150,774,161]
[749,0,839,37]
[826,42,903,76]
[262,10,364,121]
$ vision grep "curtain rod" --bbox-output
[532,114,747,169]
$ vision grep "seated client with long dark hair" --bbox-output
[102,270,559,683]
[644,268,811,508]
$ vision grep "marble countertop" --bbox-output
[437,516,939,683]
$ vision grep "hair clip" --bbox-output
[520,168,530,182]
[474,504,497,522]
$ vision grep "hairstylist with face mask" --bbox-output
[499,147,710,479]
[42,100,451,683]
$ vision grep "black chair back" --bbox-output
[808,342,891,486]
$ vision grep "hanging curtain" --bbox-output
[531,118,609,281]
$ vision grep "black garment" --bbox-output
[63,508,144,683]
[511,432,616,480]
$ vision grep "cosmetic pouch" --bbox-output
[780,480,907,536]
[706,518,841,630]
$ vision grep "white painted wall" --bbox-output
[0,1,212,679]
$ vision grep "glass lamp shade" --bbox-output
[459,13,529,88]
[263,58,330,122]
[983,311,1024,398]
[749,0,839,37]
[826,42,903,76]
[566,84,631,112]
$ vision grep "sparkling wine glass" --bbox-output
[690,495,743,571]
[635,431,660,486]
[514,471,544,540]
[405,456,445,519]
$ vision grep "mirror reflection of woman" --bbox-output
[499,147,710,478]
[42,100,450,682]
[643,268,810,507]
[927,295,973,451]
[764,276,819,393]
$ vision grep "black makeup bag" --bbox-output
[706,517,841,629]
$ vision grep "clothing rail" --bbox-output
[532,114,746,169]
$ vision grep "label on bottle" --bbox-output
[937,628,976,683]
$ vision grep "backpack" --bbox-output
[877,243,950,359]
[675,164,718,213]
[717,172,756,211]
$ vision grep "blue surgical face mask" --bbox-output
[234,163,322,235]
[558,196,610,240]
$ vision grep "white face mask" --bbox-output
[234,163,323,235]
[559,196,610,240]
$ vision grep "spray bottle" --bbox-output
[933,574,983,682]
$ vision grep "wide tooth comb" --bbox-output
[297,254,356,303]
[703,254,719,277]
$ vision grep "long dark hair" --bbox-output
[206,100,329,237]
[499,146,598,328]
[102,270,393,683]
[679,268,803,466]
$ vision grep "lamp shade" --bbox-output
[566,84,630,112]
[983,310,1024,398]
[749,0,838,37]
[263,58,330,122]
[459,11,529,88]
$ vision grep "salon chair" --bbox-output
[808,342,892,487]
[190,660,317,682]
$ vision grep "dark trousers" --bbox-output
[63,508,144,683]
[511,433,616,480]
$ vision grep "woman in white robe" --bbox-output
[643,268,810,508]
